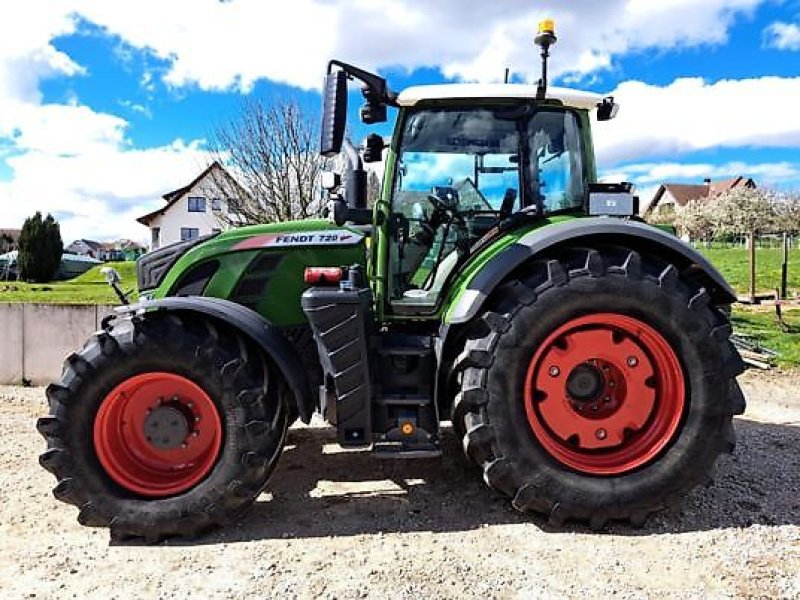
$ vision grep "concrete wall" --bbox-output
[0,304,115,385]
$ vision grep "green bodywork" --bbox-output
[149,105,597,330]
[151,219,367,326]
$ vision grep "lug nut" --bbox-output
[603,396,611,403]
[192,431,199,438]
[195,416,201,422]
[187,402,193,409]
[627,356,638,368]
[596,429,607,440]
[608,381,616,388]
[549,366,560,377]
[171,395,179,402]
[181,443,188,449]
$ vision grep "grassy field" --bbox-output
[697,246,800,298]
[0,262,137,304]
[731,306,800,368]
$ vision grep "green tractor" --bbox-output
[38,22,744,540]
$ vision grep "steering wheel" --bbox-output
[426,193,449,212]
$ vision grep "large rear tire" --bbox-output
[452,246,745,528]
[37,312,288,541]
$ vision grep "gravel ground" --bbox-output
[1,370,798,599]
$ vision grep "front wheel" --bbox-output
[37,312,288,541]
[453,247,745,528]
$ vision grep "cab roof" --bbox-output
[396,83,602,111]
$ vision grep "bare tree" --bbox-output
[210,98,332,225]
[366,171,382,208]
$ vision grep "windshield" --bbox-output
[388,105,586,309]
[393,106,586,216]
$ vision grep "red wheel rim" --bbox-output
[524,314,685,476]
[93,372,222,497]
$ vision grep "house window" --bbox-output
[151,227,160,249]
[181,228,200,241]
[211,198,222,211]
[188,197,206,212]
[228,198,241,214]
[211,228,222,235]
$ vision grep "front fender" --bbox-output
[119,296,315,423]
[446,218,736,324]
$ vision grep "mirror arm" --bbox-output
[327,60,398,106]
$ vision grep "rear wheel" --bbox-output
[37,312,288,541]
[453,246,745,528]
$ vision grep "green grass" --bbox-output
[698,247,800,298]
[0,262,138,304]
[731,306,800,368]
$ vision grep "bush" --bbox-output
[18,212,63,282]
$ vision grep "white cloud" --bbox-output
[592,76,800,166]
[0,140,213,244]
[69,0,765,91]
[763,21,800,51]
[0,1,212,244]
[0,1,83,104]
[605,161,800,185]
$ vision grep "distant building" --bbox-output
[66,239,103,258]
[645,176,756,217]
[136,162,244,250]
[66,239,147,261]
[0,228,21,253]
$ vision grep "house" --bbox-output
[0,228,21,253]
[136,162,245,250]
[66,239,103,258]
[66,239,148,261]
[645,176,756,217]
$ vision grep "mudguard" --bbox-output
[118,296,315,423]
[447,218,737,324]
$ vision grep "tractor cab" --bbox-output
[386,88,595,314]
[318,25,624,319]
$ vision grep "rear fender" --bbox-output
[118,296,315,423]
[446,218,736,325]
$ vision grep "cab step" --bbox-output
[372,441,441,459]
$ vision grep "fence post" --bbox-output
[749,231,756,304]
[781,231,789,300]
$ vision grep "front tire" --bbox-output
[453,247,745,528]
[37,312,288,541]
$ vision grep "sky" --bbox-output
[1,0,800,245]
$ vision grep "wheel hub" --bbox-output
[143,404,191,450]
[566,363,604,403]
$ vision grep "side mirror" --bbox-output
[597,96,619,122]
[320,70,348,157]
[363,133,385,163]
